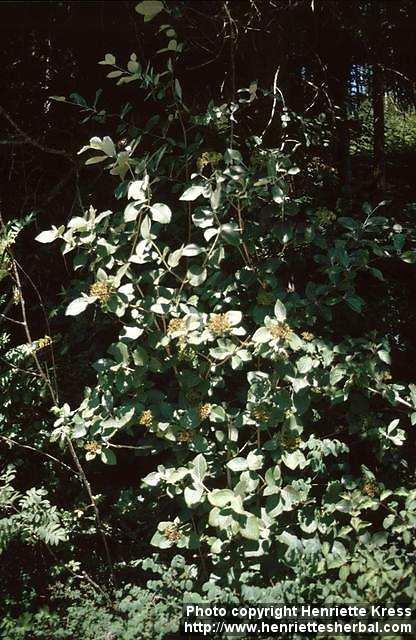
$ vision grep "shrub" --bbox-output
[35,0,416,600]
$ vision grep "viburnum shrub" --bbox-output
[37,1,416,593]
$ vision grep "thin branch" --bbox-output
[0,105,75,162]
[0,435,77,476]
[262,66,284,139]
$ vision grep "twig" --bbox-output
[0,105,75,162]
[262,66,283,139]
[0,435,77,476]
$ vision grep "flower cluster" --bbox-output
[208,313,231,336]
[89,281,112,303]
[177,338,194,362]
[178,430,194,443]
[251,406,270,422]
[280,433,301,451]
[196,150,222,172]
[301,331,315,341]
[12,286,21,305]
[84,441,102,454]
[269,322,292,341]
[362,481,379,498]
[33,335,53,351]
[139,410,154,428]
[198,403,211,420]
[315,207,336,226]
[167,318,186,336]
[164,524,181,542]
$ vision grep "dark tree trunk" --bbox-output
[372,63,386,191]
[329,60,352,207]
[339,64,352,199]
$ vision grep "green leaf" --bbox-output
[150,203,172,224]
[274,300,286,321]
[128,180,147,201]
[282,450,307,470]
[272,185,284,204]
[150,530,172,549]
[183,244,205,257]
[209,405,226,422]
[180,185,204,201]
[192,454,207,482]
[378,350,391,365]
[346,295,364,313]
[140,215,151,239]
[127,59,140,74]
[101,449,117,465]
[85,155,107,165]
[121,326,143,340]
[187,265,207,286]
[224,149,243,164]
[227,310,242,326]
[409,384,416,408]
[108,342,129,364]
[330,367,345,386]
[207,489,234,507]
[296,355,313,374]
[65,297,91,316]
[99,53,116,65]
[383,514,395,529]
[401,251,416,264]
[184,486,203,508]
[227,457,248,472]
[142,472,160,486]
[174,78,182,101]
[247,451,263,471]
[220,223,240,246]
[240,515,260,541]
[107,70,123,79]
[168,246,184,267]
[124,202,141,222]
[135,0,164,21]
[252,327,271,344]
[35,229,59,243]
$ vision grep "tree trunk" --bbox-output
[372,62,386,191]
[340,66,352,199]
[329,59,351,209]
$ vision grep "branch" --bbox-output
[0,105,76,163]
[0,435,77,476]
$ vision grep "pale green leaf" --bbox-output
[252,327,271,344]
[101,449,117,465]
[179,185,204,201]
[227,457,248,472]
[150,203,172,224]
[274,300,286,321]
[135,0,164,20]
[35,229,58,243]
[85,155,107,165]
[240,515,260,541]
[65,297,91,316]
[184,486,203,508]
[207,489,234,507]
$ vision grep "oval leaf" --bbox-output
[65,297,91,316]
